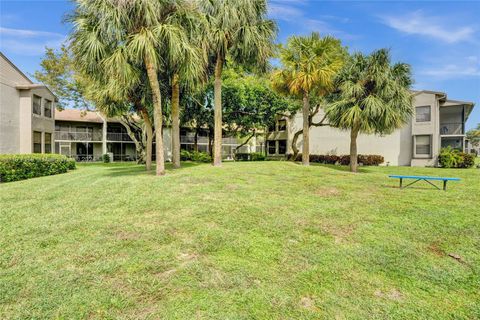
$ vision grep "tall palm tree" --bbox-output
[165,4,206,168]
[71,0,193,176]
[200,0,277,166]
[325,49,413,172]
[271,32,345,166]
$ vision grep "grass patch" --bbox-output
[1,162,479,319]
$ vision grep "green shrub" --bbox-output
[66,158,76,170]
[0,154,76,183]
[180,150,212,163]
[286,154,384,166]
[180,150,192,161]
[234,152,266,161]
[101,153,111,163]
[438,147,474,168]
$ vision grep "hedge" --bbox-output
[286,154,384,166]
[234,152,266,161]
[438,147,475,168]
[0,154,76,183]
[180,150,212,163]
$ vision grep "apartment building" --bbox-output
[267,90,475,166]
[54,109,249,161]
[0,53,252,161]
[0,52,57,154]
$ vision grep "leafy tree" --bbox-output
[165,3,206,168]
[271,32,346,165]
[70,0,195,176]
[82,70,155,169]
[33,44,90,110]
[325,49,413,172]
[466,124,480,149]
[221,67,297,151]
[200,0,277,166]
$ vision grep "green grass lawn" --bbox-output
[1,162,479,319]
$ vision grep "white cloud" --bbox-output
[0,27,66,56]
[418,55,480,79]
[268,0,353,38]
[0,27,64,38]
[380,10,476,44]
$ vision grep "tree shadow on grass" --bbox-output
[104,161,204,177]
[305,162,371,173]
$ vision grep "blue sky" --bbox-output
[1,0,479,129]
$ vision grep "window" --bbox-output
[44,133,52,153]
[416,106,431,122]
[278,140,287,154]
[415,135,431,155]
[33,131,42,153]
[33,95,42,115]
[267,140,276,155]
[44,99,52,118]
[277,119,287,131]
[267,122,276,132]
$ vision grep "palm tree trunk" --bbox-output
[194,128,198,152]
[171,73,181,169]
[350,124,360,173]
[145,56,165,176]
[291,129,303,161]
[140,108,153,171]
[213,54,224,166]
[302,91,310,166]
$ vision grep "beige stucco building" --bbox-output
[267,90,475,167]
[1,52,57,154]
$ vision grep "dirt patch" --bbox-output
[299,296,318,311]
[322,223,356,244]
[374,289,404,301]
[427,242,446,257]
[115,231,141,241]
[156,252,199,280]
[315,187,341,197]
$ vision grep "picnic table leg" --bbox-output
[400,178,403,189]
[443,180,447,191]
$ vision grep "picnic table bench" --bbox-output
[389,175,460,191]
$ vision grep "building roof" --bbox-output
[55,109,104,123]
[0,51,33,85]
[1,51,59,101]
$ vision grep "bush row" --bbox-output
[0,154,76,183]
[286,154,385,166]
[180,150,212,163]
[234,152,266,161]
[438,147,475,168]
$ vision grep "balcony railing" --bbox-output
[107,132,133,142]
[439,123,464,135]
[55,131,102,141]
[179,135,238,144]
[180,135,209,144]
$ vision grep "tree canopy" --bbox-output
[325,49,413,172]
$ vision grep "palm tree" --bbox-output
[200,0,277,166]
[71,0,193,176]
[165,4,206,168]
[325,49,413,172]
[271,32,345,165]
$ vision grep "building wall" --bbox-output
[288,111,413,166]
[410,92,439,166]
[0,81,21,153]
[0,54,31,154]
[1,55,56,154]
